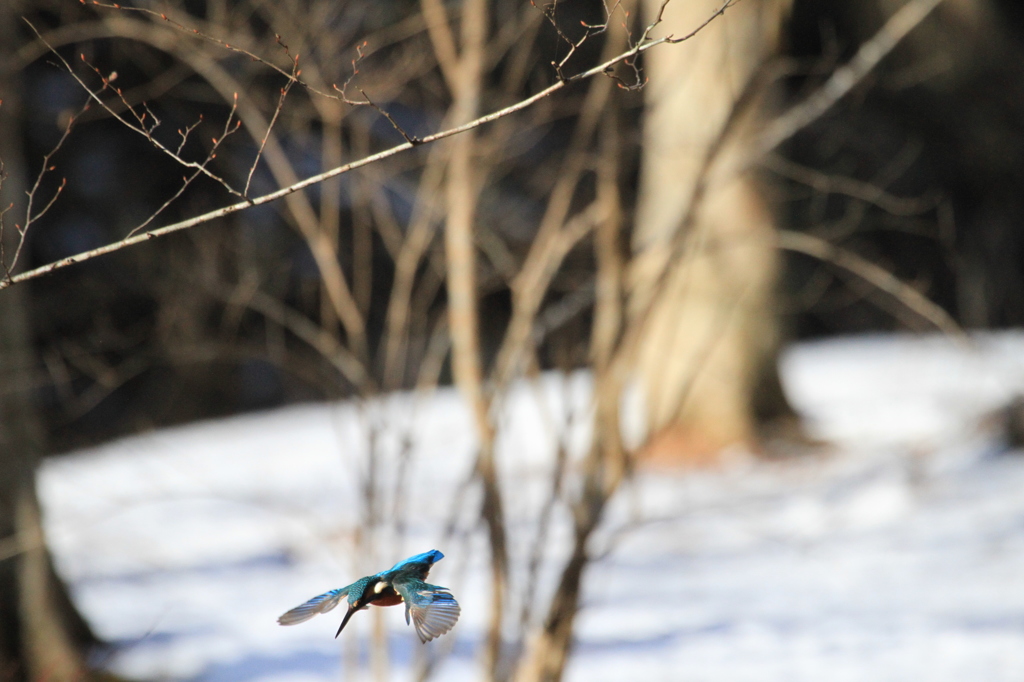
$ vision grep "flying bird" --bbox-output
[278,549,460,643]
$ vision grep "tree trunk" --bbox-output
[629,0,795,463]
[1,5,98,680]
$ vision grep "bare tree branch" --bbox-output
[762,153,939,217]
[756,0,946,157]
[777,229,966,340]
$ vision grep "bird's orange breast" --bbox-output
[372,593,404,607]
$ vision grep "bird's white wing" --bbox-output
[278,587,348,626]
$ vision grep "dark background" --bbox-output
[4,0,1024,451]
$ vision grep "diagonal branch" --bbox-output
[777,229,966,340]
[0,7,734,291]
[756,0,946,157]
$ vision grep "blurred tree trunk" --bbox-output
[629,0,795,463]
[0,5,97,681]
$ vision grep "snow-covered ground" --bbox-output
[37,332,1024,682]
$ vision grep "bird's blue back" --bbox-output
[379,549,444,577]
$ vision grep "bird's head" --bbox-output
[349,576,395,609]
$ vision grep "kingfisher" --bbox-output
[277,549,460,643]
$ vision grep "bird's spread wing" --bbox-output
[278,587,349,626]
[393,578,460,643]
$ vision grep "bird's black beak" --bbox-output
[335,605,357,638]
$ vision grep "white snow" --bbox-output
[36,332,1024,682]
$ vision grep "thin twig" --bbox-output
[244,58,299,197]
[25,21,244,198]
[82,1,308,92]
[127,98,242,238]
[88,1,428,146]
